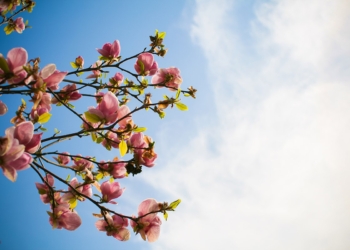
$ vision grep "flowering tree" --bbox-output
[0,1,196,243]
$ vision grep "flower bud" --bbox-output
[0,101,8,115]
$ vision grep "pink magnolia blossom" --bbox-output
[117,105,132,128]
[86,91,120,126]
[49,203,82,231]
[151,67,182,91]
[13,17,25,33]
[99,159,126,179]
[101,131,120,149]
[53,152,70,165]
[100,180,124,203]
[109,72,123,86]
[14,121,42,153]
[0,127,32,182]
[129,133,157,167]
[35,174,57,203]
[0,0,19,12]
[30,107,49,121]
[74,56,84,68]
[97,40,121,59]
[134,53,158,76]
[39,64,67,91]
[86,60,102,79]
[95,213,130,241]
[51,83,82,104]
[0,100,8,115]
[72,155,94,171]
[0,47,27,84]
[61,177,92,202]
[130,199,162,242]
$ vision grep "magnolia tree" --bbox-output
[0,1,196,243]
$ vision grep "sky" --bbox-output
[1,0,350,249]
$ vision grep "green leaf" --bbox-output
[109,177,114,183]
[95,172,104,181]
[96,137,104,144]
[77,72,84,76]
[184,93,191,97]
[168,199,181,210]
[158,31,166,39]
[175,102,188,111]
[69,198,78,209]
[91,132,97,142]
[21,99,26,105]
[119,140,127,157]
[38,113,52,124]
[54,128,60,134]
[70,62,78,69]
[0,55,10,73]
[163,95,169,100]
[137,60,145,74]
[133,127,147,133]
[4,25,14,35]
[159,111,166,119]
[163,212,168,221]
[65,174,71,181]
[39,127,47,131]
[84,111,101,123]
[175,89,181,99]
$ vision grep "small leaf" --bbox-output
[159,111,166,119]
[84,111,101,123]
[133,127,147,133]
[54,128,60,134]
[69,198,78,209]
[96,137,104,144]
[168,199,181,210]
[39,127,47,131]
[0,55,10,73]
[65,174,71,181]
[91,132,97,142]
[163,95,169,100]
[163,212,168,221]
[92,213,103,218]
[109,177,114,183]
[184,93,191,97]
[4,25,14,35]
[95,172,104,181]
[175,102,188,111]
[175,89,181,99]
[38,113,52,124]
[21,99,26,105]
[119,140,127,157]
[70,62,78,69]
[77,72,84,76]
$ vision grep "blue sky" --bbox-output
[1,0,350,249]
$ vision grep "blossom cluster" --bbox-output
[0,30,191,244]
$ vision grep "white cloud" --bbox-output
[144,0,350,249]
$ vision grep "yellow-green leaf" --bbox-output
[133,127,147,133]
[168,199,181,210]
[175,102,188,111]
[163,212,168,221]
[38,113,52,124]
[70,62,78,69]
[65,174,71,181]
[175,89,181,99]
[0,55,10,73]
[119,140,127,157]
[184,93,191,97]
[84,111,101,123]
[95,172,104,181]
[4,25,14,35]
[91,132,97,142]
[109,177,114,183]
[69,198,78,209]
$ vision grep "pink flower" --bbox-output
[97,40,121,59]
[39,64,67,91]
[95,213,130,241]
[35,174,56,203]
[51,83,82,104]
[86,60,102,79]
[14,121,42,154]
[134,53,158,76]
[101,131,120,149]
[99,159,126,179]
[100,180,124,203]
[53,152,70,165]
[130,199,162,242]
[129,133,157,167]
[0,127,32,182]
[61,177,92,202]
[0,100,8,115]
[152,67,183,91]
[72,155,94,171]
[13,17,25,33]
[86,91,120,126]
[0,47,27,84]
[49,203,82,231]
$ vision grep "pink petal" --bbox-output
[7,48,27,71]
[40,64,56,79]
[146,224,160,242]
[1,164,17,182]
[14,121,34,145]
[9,152,32,171]
[25,133,42,153]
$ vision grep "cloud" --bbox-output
[143,0,350,249]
